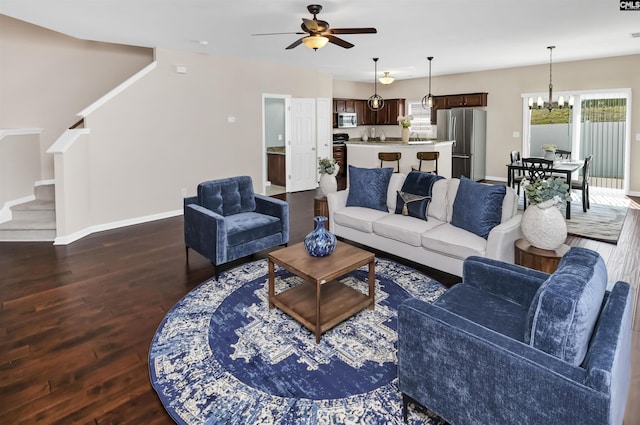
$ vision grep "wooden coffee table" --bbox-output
[268,241,375,343]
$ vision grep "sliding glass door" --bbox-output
[522,90,631,192]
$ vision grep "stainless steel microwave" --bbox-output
[337,112,357,128]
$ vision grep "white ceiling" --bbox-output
[1,0,639,82]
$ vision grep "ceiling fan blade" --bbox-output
[252,32,306,36]
[302,18,320,32]
[326,27,377,35]
[285,38,304,50]
[326,35,354,49]
[303,18,329,33]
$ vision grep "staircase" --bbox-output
[0,184,56,241]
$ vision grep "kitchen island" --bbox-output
[344,140,454,179]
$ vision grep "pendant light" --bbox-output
[528,46,574,111]
[368,58,384,111]
[421,56,434,109]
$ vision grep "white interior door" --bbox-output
[316,98,332,180]
[286,98,317,192]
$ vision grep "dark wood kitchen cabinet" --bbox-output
[354,100,370,126]
[333,98,404,126]
[375,98,406,125]
[444,93,488,108]
[332,144,347,190]
[333,98,356,113]
[267,153,286,187]
[430,92,488,124]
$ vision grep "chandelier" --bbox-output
[528,46,574,111]
[421,56,434,109]
[379,71,395,85]
[368,58,384,111]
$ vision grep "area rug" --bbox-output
[518,192,629,244]
[149,258,449,424]
[565,202,628,244]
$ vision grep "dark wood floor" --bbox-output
[1,189,638,424]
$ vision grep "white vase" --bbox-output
[521,199,567,250]
[401,127,410,143]
[544,150,556,161]
[380,131,386,141]
[318,165,339,196]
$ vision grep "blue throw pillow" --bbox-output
[451,176,506,239]
[346,165,393,212]
[394,171,444,220]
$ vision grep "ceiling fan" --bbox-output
[252,4,377,50]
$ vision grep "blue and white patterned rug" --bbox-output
[149,258,449,424]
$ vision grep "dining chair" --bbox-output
[571,155,593,212]
[522,157,554,209]
[509,151,523,194]
[379,152,402,173]
[412,151,439,174]
[555,149,572,160]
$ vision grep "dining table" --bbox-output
[507,159,583,219]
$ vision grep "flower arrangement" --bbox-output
[318,157,337,175]
[523,177,569,206]
[397,115,413,128]
[542,144,557,152]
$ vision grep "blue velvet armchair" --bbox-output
[398,248,632,425]
[184,176,289,277]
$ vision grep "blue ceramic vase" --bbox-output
[304,216,336,257]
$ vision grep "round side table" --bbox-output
[514,238,570,274]
[313,196,329,225]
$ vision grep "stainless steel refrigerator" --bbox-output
[437,108,487,181]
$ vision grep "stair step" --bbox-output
[0,228,56,242]
[35,184,55,201]
[1,184,57,242]
[11,199,55,211]
[10,209,56,223]
[0,215,56,230]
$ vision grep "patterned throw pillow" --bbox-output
[346,165,394,212]
[394,171,444,220]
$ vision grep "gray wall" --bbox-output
[265,98,285,148]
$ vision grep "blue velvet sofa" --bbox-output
[398,247,632,425]
[184,176,289,276]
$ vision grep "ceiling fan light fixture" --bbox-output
[379,71,395,85]
[302,35,329,50]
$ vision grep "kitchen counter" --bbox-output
[267,146,286,155]
[345,140,454,178]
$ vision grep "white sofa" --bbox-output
[327,174,522,277]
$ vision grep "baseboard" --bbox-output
[0,195,36,224]
[53,208,183,245]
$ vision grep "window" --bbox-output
[407,101,431,136]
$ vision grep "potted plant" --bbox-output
[521,177,570,250]
[317,157,339,196]
[397,115,413,143]
[542,143,557,160]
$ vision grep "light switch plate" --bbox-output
[512,131,520,138]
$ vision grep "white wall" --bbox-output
[53,48,332,240]
[0,131,41,221]
[0,15,154,180]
